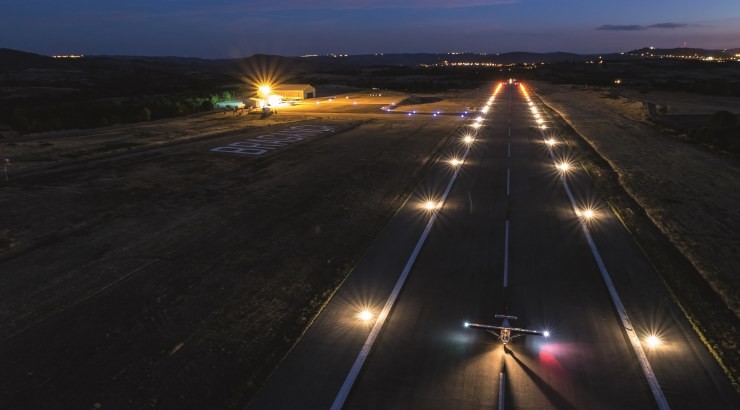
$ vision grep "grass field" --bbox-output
[531,81,739,389]
[0,88,487,408]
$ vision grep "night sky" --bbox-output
[3,0,739,58]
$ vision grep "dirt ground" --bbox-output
[531,81,740,317]
[0,87,488,409]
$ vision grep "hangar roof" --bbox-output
[272,84,314,91]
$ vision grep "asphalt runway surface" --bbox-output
[250,83,737,409]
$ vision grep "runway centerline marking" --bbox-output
[331,137,475,410]
[503,220,510,288]
[499,372,506,410]
[506,169,510,196]
[531,92,670,410]
[507,142,511,157]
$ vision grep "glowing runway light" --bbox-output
[646,335,662,348]
[545,138,557,146]
[540,125,548,130]
[557,162,572,172]
[449,158,462,167]
[424,201,439,210]
[359,310,374,321]
[463,135,475,144]
[582,208,595,219]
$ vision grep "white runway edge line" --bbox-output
[534,106,670,410]
[498,372,506,410]
[330,142,474,410]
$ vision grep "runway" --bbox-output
[249,82,737,409]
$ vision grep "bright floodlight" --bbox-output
[476,116,483,121]
[557,162,572,172]
[359,310,374,321]
[646,335,661,348]
[258,85,271,97]
[463,135,475,144]
[481,106,489,113]
[543,331,551,338]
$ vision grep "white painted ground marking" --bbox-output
[499,372,506,410]
[508,127,511,137]
[331,143,473,410]
[507,142,511,157]
[211,124,335,156]
[506,168,510,196]
[534,98,670,410]
[503,220,510,288]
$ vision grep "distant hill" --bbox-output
[0,48,57,70]
[626,47,740,59]
[290,51,604,68]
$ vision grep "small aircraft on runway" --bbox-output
[464,314,549,344]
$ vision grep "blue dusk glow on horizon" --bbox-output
[2,0,739,58]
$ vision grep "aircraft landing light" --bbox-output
[464,322,470,328]
[543,331,551,338]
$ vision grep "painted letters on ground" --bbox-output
[211,125,335,156]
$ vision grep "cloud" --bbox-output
[597,22,689,31]
[648,22,688,29]
[596,25,646,31]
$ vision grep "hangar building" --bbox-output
[272,84,316,100]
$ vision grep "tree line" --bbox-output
[3,91,236,134]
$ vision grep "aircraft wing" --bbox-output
[508,327,545,336]
[464,323,506,331]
